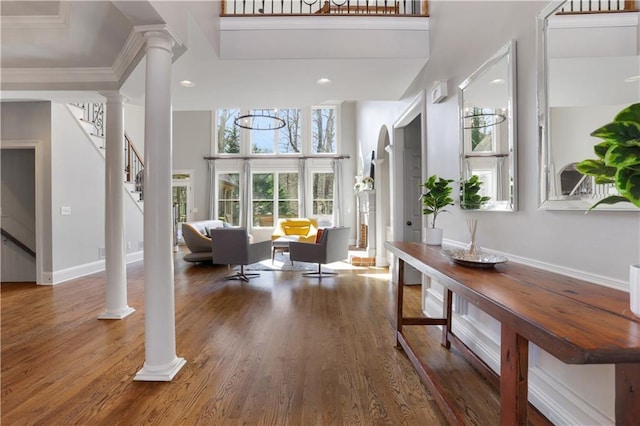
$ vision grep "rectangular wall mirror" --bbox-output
[459,40,517,212]
[537,0,640,210]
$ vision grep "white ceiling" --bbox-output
[1,1,430,111]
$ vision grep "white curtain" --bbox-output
[241,159,251,229]
[332,158,343,227]
[298,158,307,218]
[207,159,216,220]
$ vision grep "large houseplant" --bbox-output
[576,102,640,210]
[420,175,454,245]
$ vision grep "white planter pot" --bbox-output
[630,264,640,317]
[425,227,443,246]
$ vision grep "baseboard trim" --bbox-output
[45,251,144,285]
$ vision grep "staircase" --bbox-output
[67,103,144,210]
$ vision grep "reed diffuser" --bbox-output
[466,218,481,256]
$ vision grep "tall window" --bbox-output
[251,108,302,154]
[218,173,240,225]
[217,109,240,154]
[312,172,333,217]
[278,109,302,154]
[278,173,299,218]
[311,107,336,154]
[252,173,274,226]
[252,172,299,226]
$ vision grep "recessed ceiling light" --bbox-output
[489,78,505,85]
[623,75,640,83]
[317,78,331,85]
[180,80,195,87]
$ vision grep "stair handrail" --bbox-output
[125,132,144,184]
[1,228,36,258]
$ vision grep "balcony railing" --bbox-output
[559,0,638,13]
[222,0,428,16]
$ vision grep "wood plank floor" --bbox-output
[2,248,452,425]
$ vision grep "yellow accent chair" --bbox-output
[271,218,319,243]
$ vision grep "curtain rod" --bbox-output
[204,155,350,160]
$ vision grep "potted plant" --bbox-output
[576,102,640,210]
[420,175,454,245]
[576,103,640,317]
[460,175,491,210]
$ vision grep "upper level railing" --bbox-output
[222,0,429,16]
[559,0,638,13]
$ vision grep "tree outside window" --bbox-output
[252,173,274,226]
[278,109,301,154]
[312,107,336,154]
[251,108,301,154]
[217,109,240,154]
[278,173,299,218]
[313,172,334,216]
[218,173,240,225]
[252,172,299,226]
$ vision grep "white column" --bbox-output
[99,91,135,320]
[134,29,186,382]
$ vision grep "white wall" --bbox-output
[173,110,212,221]
[124,103,145,153]
[51,104,107,271]
[356,1,640,424]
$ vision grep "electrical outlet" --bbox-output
[98,247,106,259]
[127,241,132,250]
[60,206,71,215]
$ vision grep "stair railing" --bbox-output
[1,228,36,258]
[125,133,144,201]
[559,0,638,13]
[71,102,105,138]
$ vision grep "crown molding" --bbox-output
[0,1,72,29]
[1,67,118,84]
[112,29,146,81]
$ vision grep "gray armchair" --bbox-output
[289,227,350,277]
[210,228,271,281]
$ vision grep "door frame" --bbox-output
[391,91,426,243]
[172,169,194,235]
[1,140,43,284]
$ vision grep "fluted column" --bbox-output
[99,91,135,320]
[134,28,186,381]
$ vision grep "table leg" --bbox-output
[396,258,405,347]
[615,363,640,425]
[500,324,529,426]
[441,289,452,349]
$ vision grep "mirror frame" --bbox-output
[536,0,638,210]
[459,40,518,212]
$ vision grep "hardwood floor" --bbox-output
[1,248,448,425]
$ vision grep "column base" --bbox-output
[98,306,136,320]
[134,357,186,382]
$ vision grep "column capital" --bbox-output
[100,91,127,104]
[135,24,183,55]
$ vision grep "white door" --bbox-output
[403,147,422,284]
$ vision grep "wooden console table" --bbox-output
[385,241,640,426]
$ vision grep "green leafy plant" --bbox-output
[460,175,491,210]
[576,103,640,210]
[420,175,454,228]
